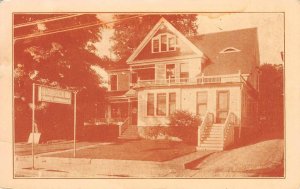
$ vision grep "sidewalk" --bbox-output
[15,148,214,178]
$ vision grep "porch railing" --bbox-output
[222,112,237,149]
[198,112,214,146]
[118,117,129,136]
[135,72,242,88]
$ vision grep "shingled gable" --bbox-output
[126,17,204,63]
[188,28,260,76]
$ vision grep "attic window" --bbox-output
[220,47,241,54]
[152,33,176,53]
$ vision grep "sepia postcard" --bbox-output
[0,0,300,189]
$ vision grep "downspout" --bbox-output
[239,70,243,139]
[239,82,243,139]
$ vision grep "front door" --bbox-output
[216,91,229,124]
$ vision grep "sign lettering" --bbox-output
[38,86,72,104]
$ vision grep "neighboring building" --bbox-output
[104,18,260,150]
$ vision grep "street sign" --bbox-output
[38,86,72,104]
[31,84,78,169]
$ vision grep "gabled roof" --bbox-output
[126,17,259,76]
[126,17,204,63]
[188,27,259,75]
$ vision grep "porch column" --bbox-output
[128,98,131,125]
[106,103,111,124]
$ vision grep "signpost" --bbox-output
[31,83,78,169]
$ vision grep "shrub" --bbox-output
[143,126,167,140]
[168,110,201,145]
[169,110,201,127]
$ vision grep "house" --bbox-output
[104,18,260,150]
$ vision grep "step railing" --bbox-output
[223,112,237,149]
[118,117,129,136]
[198,112,214,146]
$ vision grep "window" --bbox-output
[168,37,176,51]
[169,93,176,115]
[218,92,229,110]
[110,75,117,91]
[147,93,154,116]
[220,47,241,54]
[166,64,175,82]
[152,39,159,53]
[161,34,167,52]
[157,93,166,116]
[152,33,176,53]
[180,63,189,82]
[197,92,207,116]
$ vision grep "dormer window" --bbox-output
[152,33,176,53]
[220,47,241,54]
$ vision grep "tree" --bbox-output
[14,14,107,142]
[258,63,284,137]
[111,14,198,61]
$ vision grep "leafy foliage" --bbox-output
[259,64,284,131]
[143,126,167,140]
[111,14,198,60]
[169,110,201,127]
[167,110,200,145]
[14,14,107,141]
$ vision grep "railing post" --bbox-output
[222,123,225,148]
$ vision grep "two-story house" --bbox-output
[105,18,259,150]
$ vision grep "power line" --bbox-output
[14,14,146,41]
[14,14,84,28]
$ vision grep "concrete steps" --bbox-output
[118,125,140,139]
[198,124,224,151]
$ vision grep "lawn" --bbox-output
[46,139,196,162]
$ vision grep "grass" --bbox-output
[46,139,196,162]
